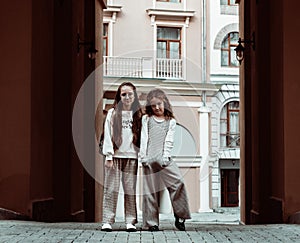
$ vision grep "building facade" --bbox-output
[209,0,240,209]
[101,0,239,215]
[1,0,300,225]
[0,0,107,222]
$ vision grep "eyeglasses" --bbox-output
[121,92,134,97]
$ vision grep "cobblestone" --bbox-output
[0,210,300,242]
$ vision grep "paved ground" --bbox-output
[0,208,300,242]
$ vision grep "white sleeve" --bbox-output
[138,115,149,163]
[102,108,114,160]
[163,118,176,158]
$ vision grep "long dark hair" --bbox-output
[112,82,143,151]
[145,88,175,120]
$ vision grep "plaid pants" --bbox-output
[102,158,138,224]
[142,162,191,228]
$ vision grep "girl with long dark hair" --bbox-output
[101,82,142,232]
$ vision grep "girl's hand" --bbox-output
[105,159,114,169]
[139,157,149,166]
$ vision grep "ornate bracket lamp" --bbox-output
[234,32,255,65]
[77,33,98,60]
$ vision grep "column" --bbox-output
[142,57,153,78]
[198,106,213,212]
[159,189,172,213]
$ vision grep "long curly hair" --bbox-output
[112,82,143,151]
[145,88,175,120]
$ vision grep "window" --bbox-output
[221,32,239,67]
[156,27,182,78]
[220,0,237,5]
[103,23,108,56]
[172,124,197,156]
[157,27,181,59]
[220,101,240,147]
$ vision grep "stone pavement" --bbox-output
[0,208,300,243]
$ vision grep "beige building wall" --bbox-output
[105,0,203,82]
[103,0,217,214]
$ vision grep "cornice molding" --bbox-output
[104,5,122,13]
[104,5,122,23]
[146,8,195,26]
[146,9,195,18]
[103,77,219,96]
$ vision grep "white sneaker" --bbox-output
[126,223,137,232]
[101,223,112,232]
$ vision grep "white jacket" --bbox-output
[102,108,137,160]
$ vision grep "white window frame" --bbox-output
[103,5,122,56]
[152,21,187,79]
[218,99,240,148]
[102,21,113,56]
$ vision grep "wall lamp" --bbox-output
[234,32,255,65]
[77,33,98,60]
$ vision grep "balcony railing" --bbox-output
[103,56,183,79]
[156,58,182,79]
[103,56,143,77]
[220,133,240,148]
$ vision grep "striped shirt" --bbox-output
[138,115,176,164]
[147,116,170,158]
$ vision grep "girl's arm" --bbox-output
[102,108,114,160]
[138,115,148,163]
[163,118,176,159]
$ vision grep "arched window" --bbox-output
[220,101,240,147]
[221,32,239,67]
[172,124,197,156]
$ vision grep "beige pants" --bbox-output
[142,161,191,228]
[102,158,138,224]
